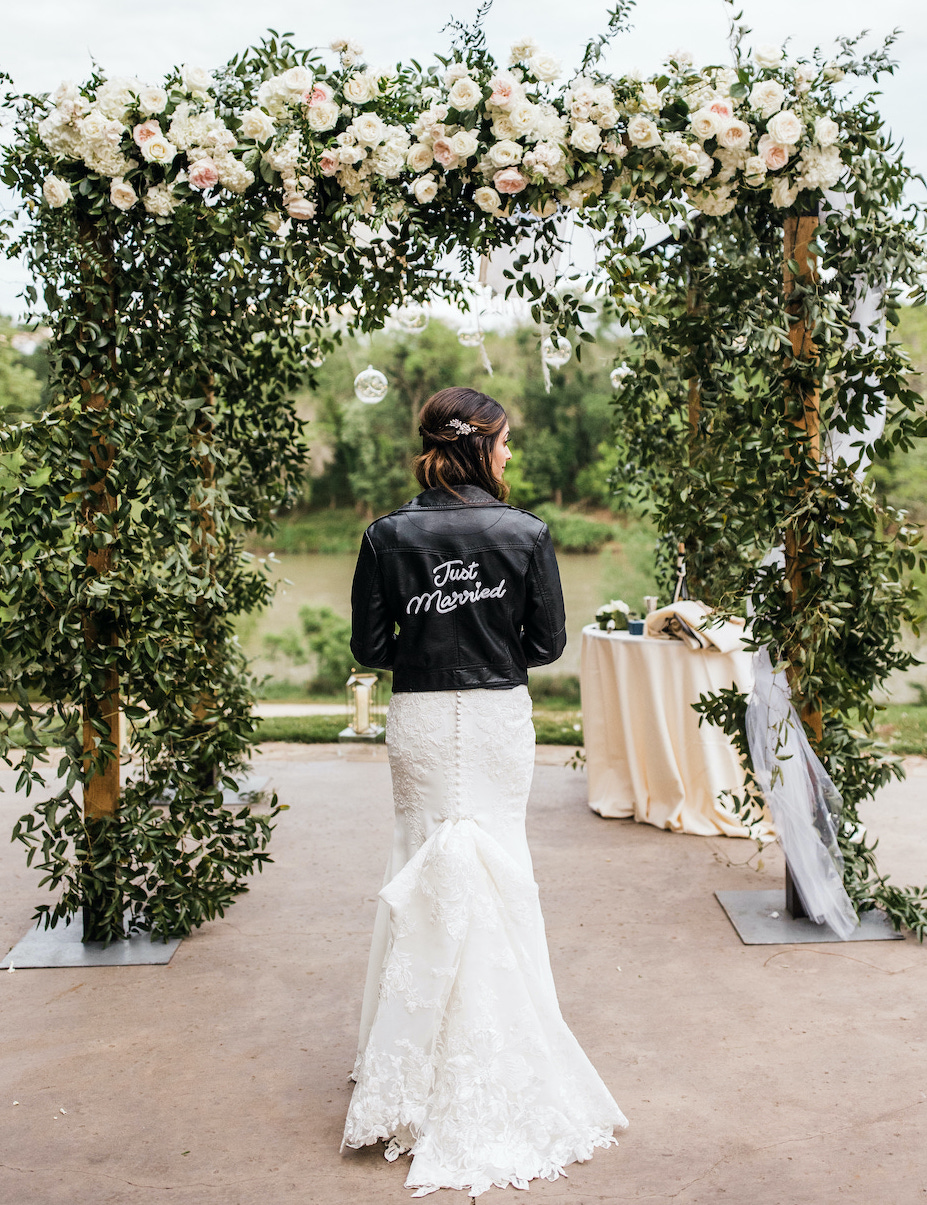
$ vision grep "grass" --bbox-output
[875,704,927,756]
[253,709,585,746]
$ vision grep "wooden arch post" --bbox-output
[78,218,121,941]
[782,212,823,919]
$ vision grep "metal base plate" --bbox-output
[716,890,904,945]
[1,915,182,969]
[338,726,385,743]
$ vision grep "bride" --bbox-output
[343,386,628,1197]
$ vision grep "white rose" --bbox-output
[448,77,482,111]
[241,108,276,142]
[689,108,722,141]
[766,109,804,146]
[343,72,378,105]
[528,52,561,82]
[488,138,522,168]
[743,154,768,185]
[406,142,434,172]
[823,62,846,82]
[282,66,313,93]
[627,115,661,148]
[138,85,168,116]
[109,177,138,211]
[753,44,784,69]
[814,116,839,147]
[449,130,479,159]
[509,38,539,64]
[595,107,619,131]
[140,135,177,166]
[793,65,815,94]
[78,108,109,142]
[43,174,72,207]
[306,101,339,132]
[668,48,694,67]
[748,80,785,118]
[640,83,662,113]
[351,112,385,146]
[770,176,800,208]
[338,144,365,165]
[443,62,470,87]
[491,114,518,141]
[570,122,602,154]
[716,119,751,151]
[474,186,502,213]
[181,65,214,94]
[412,174,438,203]
[508,101,539,137]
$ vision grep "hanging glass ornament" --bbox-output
[353,365,388,403]
[457,328,484,348]
[396,304,429,333]
[541,334,572,368]
[610,362,633,389]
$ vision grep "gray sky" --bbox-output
[2,0,924,318]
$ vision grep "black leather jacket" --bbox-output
[350,485,566,693]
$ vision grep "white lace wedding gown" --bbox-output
[342,685,628,1197]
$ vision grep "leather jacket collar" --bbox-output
[402,485,506,509]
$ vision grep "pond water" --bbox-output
[238,547,658,679]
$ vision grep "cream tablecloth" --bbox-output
[581,625,755,837]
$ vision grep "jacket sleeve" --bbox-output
[520,524,567,668]
[350,531,397,670]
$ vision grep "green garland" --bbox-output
[1,8,925,940]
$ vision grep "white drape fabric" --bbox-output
[581,627,766,837]
[343,685,627,1197]
[745,648,858,939]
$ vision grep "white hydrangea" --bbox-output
[713,147,749,183]
[95,77,140,120]
[664,135,713,183]
[217,154,256,194]
[640,83,662,113]
[257,77,291,119]
[743,155,768,186]
[795,144,843,191]
[689,184,738,215]
[143,182,180,216]
[84,144,134,178]
[37,109,85,158]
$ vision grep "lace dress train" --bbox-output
[342,686,628,1197]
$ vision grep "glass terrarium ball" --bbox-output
[541,335,572,368]
[397,304,429,333]
[354,365,388,403]
[610,362,633,389]
[457,328,484,348]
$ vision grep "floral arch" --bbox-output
[2,5,925,942]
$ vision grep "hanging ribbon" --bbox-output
[745,647,859,939]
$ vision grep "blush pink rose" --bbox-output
[708,98,734,120]
[133,119,161,147]
[488,75,516,108]
[188,157,220,190]
[757,133,790,171]
[431,137,459,168]
[493,167,528,195]
[319,150,340,176]
[305,82,334,106]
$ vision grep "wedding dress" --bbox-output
[342,685,628,1197]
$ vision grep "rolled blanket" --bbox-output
[644,601,748,654]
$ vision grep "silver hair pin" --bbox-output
[448,418,475,435]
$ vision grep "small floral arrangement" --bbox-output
[595,598,638,631]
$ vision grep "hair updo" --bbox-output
[413,386,509,501]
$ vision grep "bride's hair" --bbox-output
[413,387,509,501]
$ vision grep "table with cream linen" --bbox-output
[580,624,754,837]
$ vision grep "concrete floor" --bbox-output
[1,746,926,1205]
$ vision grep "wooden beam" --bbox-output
[783,214,823,746]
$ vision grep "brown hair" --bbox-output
[413,387,509,501]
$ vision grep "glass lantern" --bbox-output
[340,670,385,742]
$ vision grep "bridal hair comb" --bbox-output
[448,418,475,435]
